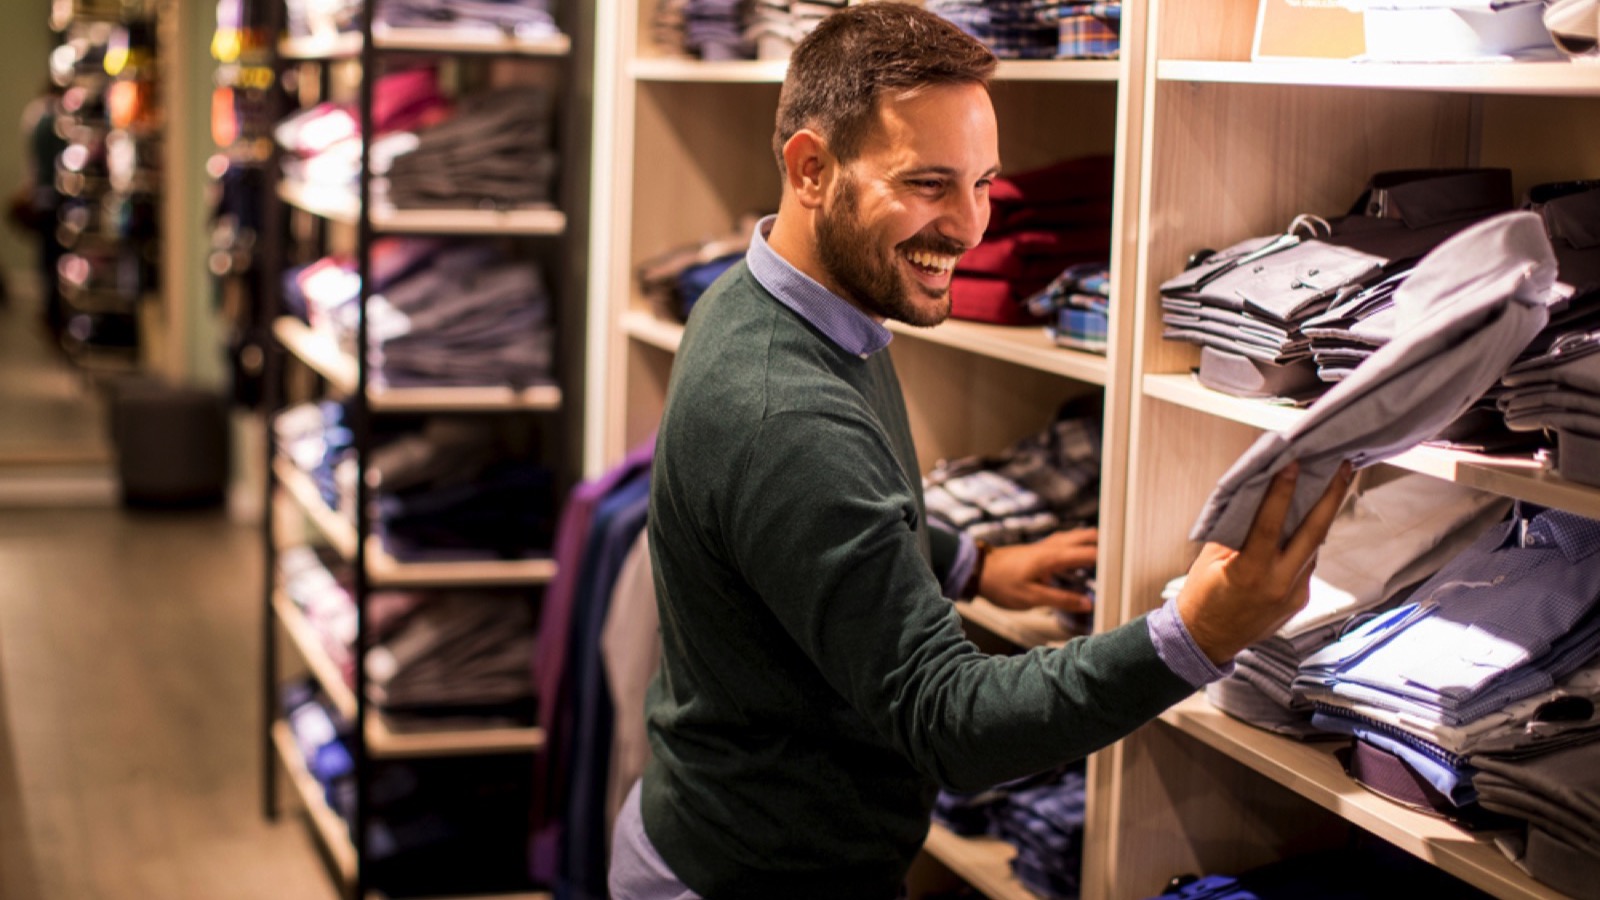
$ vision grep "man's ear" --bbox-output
[782,129,833,210]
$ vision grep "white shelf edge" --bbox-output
[365,719,546,759]
[372,25,570,57]
[363,539,557,589]
[274,317,564,412]
[1157,59,1600,97]
[273,458,557,587]
[272,720,358,884]
[278,31,363,60]
[279,28,570,59]
[1158,696,1569,900]
[275,317,357,392]
[888,319,1110,385]
[923,822,1039,900]
[629,57,1121,84]
[629,57,789,83]
[622,309,686,352]
[276,181,566,235]
[1142,373,1600,519]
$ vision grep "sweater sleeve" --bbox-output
[726,410,1195,792]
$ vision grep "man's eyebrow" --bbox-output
[897,164,1003,179]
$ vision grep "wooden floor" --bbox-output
[0,286,112,462]
[0,506,339,900]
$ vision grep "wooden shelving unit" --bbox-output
[273,317,564,413]
[923,823,1039,900]
[1158,697,1567,900]
[1099,0,1600,897]
[263,5,589,898]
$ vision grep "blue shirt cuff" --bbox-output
[1147,596,1234,688]
[942,529,978,599]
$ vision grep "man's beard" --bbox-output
[814,176,961,328]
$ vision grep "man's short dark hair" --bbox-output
[772,2,997,175]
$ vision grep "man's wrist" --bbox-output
[959,538,992,599]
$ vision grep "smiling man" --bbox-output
[609,5,1351,899]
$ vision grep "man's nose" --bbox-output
[943,188,988,250]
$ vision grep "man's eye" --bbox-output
[910,179,944,191]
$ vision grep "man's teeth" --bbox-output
[905,250,957,274]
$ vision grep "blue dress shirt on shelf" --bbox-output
[1297,503,1600,727]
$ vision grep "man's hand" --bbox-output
[978,528,1098,612]
[1177,460,1354,664]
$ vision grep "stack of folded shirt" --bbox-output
[274,400,354,511]
[1493,180,1600,481]
[1034,1,1122,58]
[1474,733,1600,898]
[636,218,756,321]
[923,397,1101,546]
[1027,261,1111,353]
[952,156,1113,325]
[365,591,537,726]
[927,0,1060,59]
[381,86,558,210]
[744,0,846,59]
[276,67,453,191]
[1162,168,1515,403]
[292,240,556,391]
[682,0,752,59]
[358,418,558,561]
[933,763,1087,900]
[1202,472,1509,738]
[377,0,561,39]
[1295,504,1600,834]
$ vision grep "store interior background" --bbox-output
[0,0,238,507]
[0,3,336,898]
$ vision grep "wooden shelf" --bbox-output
[273,318,564,413]
[1157,60,1600,98]
[956,599,1075,650]
[1142,373,1600,519]
[276,180,566,235]
[274,590,547,758]
[888,319,1109,385]
[1158,696,1569,900]
[620,309,1110,384]
[272,458,558,588]
[621,309,685,352]
[630,57,790,83]
[630,57,1121,84]
[371,24,569,57]
[272,720,358,884]
[280,27,569,60]
[923,822,1039,900]
[278,31,362,60]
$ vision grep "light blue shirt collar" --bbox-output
[745,215,893,358]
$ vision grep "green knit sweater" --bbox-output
[643,263,1193,899]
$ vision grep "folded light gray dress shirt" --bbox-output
[1192,211,1562,549]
